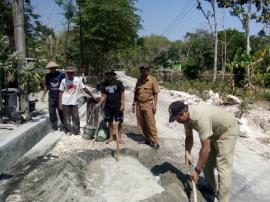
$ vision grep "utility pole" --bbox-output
[12,0,29,120]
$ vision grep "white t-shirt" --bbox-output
[59,77,85,105]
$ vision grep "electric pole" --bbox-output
[12,0,29,120]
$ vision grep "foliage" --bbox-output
[0,35,19,86]
[183,62,200,80]
[0,0,53,74]
[78,0,142,73]
[21,62,43,93]
[218,28,246,62]
[183,29,214,70]
[125,66,140,78]
[262,91,270,102]
[217,0,270,53]
[229,47,269,88]
[263,73,270,88]
[239,94,253,114]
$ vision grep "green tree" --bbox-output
[196,0,219,81]
[182,29,214,71]
[78,0,142,74]
[55,0,76,64]
[217,0,270,54]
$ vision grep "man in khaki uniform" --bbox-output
[168,101,239,202]
[132,64,160,149]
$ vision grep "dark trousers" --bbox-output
[49,96,63,129]
[63,105,80,134]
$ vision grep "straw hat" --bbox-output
[46,61,59,69]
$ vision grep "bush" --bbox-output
[183,64,200,80]
[125,67,140,78]
[263,73,270,88]
[263,92,270,102]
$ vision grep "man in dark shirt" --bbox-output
[42,61,65,130]
[97,70,125,144]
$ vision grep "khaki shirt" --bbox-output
[134,75,160,108]
[184,104,238,141]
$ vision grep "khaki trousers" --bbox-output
[136,104,158,144]
[203,124,239,202]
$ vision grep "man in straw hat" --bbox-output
[168,101,239,202]
[42,61,65,131]
[59,66,97,135]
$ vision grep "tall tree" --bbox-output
[79,0,142,74]
[196,0,219,81]
[217,0,270,54]
[12,0,28,119]
[55,0,76,64]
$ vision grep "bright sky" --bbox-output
[31,0,262,41]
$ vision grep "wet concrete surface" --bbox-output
[0,146,210,202]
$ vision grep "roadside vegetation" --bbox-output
[0,0,269,117]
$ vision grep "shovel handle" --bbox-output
[189,165,198,202]
[115,123,120,161]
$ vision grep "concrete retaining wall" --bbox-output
[0,96,87,173]
[0,116,50,173]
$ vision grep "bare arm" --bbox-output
[185,128,193,153]
[83,87,95,99]
[120,92,125,111]
[184,126,194,165]
[152,93,158,113]
[132,83,138,113]
[196,138,211,171]
[42,86,48,101]
[191,138,211,184]
[97,93,106,106]
[59,91,63,110]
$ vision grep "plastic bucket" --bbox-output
[83,125,96,140]
[96,120,108,142]
[96,127,107,142]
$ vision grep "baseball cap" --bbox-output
[139,64,150,70]
[104,69,116,76]
[168,101,186,122]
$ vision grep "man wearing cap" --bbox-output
[59,66,97,135]
[132,64,160,149]
[97,70,125,144]
[168,101,239,202]
[42,61,65,131]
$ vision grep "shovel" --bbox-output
[115,122,120,161]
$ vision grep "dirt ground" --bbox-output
[1,71,270,202]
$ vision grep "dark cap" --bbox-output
[139,64,150,70]
[65,66,76,72]
[168,101,186,122]
[104,69,116,76]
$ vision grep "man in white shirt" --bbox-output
[59,66,96,135]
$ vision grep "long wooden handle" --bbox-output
[115,124,120,161]
[189,165,198,202]
[191,178,198,202]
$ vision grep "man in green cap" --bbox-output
[168,101,239,202]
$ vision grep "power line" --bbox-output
[162,0,197,36]
[161,0,191,35]
[167,1,197,35]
